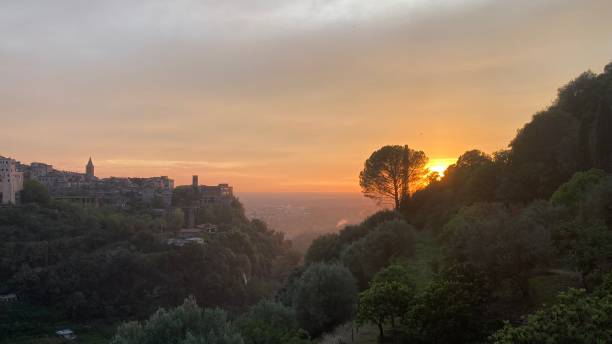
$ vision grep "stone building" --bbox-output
[29,162,53,179]
[200,183,233,204]
[0,156,24,204]
[17,157,174,208]
[191,175,234,205]
[182,176,234,227]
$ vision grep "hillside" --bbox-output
[0,198,298,343]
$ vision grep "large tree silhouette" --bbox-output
[359,145,428,209]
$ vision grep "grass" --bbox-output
[401,229,443,291]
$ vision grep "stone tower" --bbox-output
[184,175,199,228]
[86,157,95,179]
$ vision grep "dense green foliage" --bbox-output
[551,171,612,288]
[492,276,612,344]
[403,265,495,344]
[293,263,357,337]
[110,297,243,344]
[442,202,553,297]
[341,219,416,288]
[356,265,415,338]
[288,215,418,339]
[237,300,309,344]
[550,168,606,208]
[304,210,401,266]
[304,233,341,265]
[0,196,298,342]
[111,297,311,344]
[20,180,51,205]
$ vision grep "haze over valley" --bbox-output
[240,191,381,252]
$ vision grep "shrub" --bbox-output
[294,263,357,337]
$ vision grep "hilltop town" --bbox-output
[0,155,233,209]
[0,155,296,344]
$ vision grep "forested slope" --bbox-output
[0,197,299,342]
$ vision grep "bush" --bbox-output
[442,203,552,297]
[20,180,51,205]
[356,265,416,339]
[491,276,612,343]
[237,300,309,344]
[404,264,495,344]
[294,263,357,337]
[551,169,606,209]
[341,219,416,288]
[110,296,243,344]
[305,233,341,264]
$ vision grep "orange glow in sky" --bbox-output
[426,158,457,178]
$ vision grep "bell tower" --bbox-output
[86,157,95,180]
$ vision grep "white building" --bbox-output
[0,156,24,204]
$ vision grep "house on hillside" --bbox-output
[166,237,204,247]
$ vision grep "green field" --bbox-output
[402,230,443,291]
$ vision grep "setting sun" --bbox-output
[427,158,457,177]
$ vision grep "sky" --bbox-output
[2,0,612,192]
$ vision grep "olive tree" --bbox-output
[110,297,243,344]
[294,263,358,337]
[356,265,415,339]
